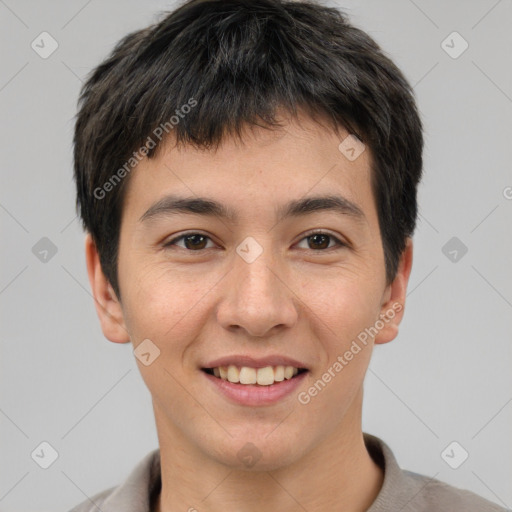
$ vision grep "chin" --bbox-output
[206,433,307,472]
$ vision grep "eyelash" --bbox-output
[162,230,347,252]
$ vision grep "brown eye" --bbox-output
[307,233,330,249]
[296,231,345,251]
[183,234,208,250]
[164,233,214,251]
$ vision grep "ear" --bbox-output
[374,238,413,345]
[85,234,130,343]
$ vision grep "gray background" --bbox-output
[1,0,511,510]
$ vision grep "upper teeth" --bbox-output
[211,365,300,385]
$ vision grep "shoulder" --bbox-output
[68,486,116,512]
[66,448,161,512]
[364,433,508,512]
[401,469,508,511]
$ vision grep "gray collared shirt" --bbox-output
[69,433,507,511]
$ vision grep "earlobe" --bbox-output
[374,238,413,345]
[84,234,130,344]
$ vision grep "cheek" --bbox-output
[301,270,382,348]
[120,263,207,345]
[298,279,379,421]
[119,266,210,398]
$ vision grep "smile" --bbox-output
[203,365,308,386]
[201,365,309,406]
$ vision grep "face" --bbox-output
[87,111,411,471]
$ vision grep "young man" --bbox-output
[70,0,505,511]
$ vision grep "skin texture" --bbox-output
[86,111,413,512]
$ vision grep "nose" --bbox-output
[216,246,298,338]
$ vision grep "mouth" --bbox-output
[201,363,309,406]
[202,365,309,386]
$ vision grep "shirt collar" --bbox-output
[100,447,161,511]
[364,433,415,511]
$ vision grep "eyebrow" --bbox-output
[139,193,366,225]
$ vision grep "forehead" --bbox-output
[121,112,376,227]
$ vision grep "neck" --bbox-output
[153,392,383,512]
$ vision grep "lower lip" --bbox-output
[202,370,308,406]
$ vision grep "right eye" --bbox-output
[163,232,216,251]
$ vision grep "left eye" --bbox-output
[163,231,345,251]
[296,232,345,250]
